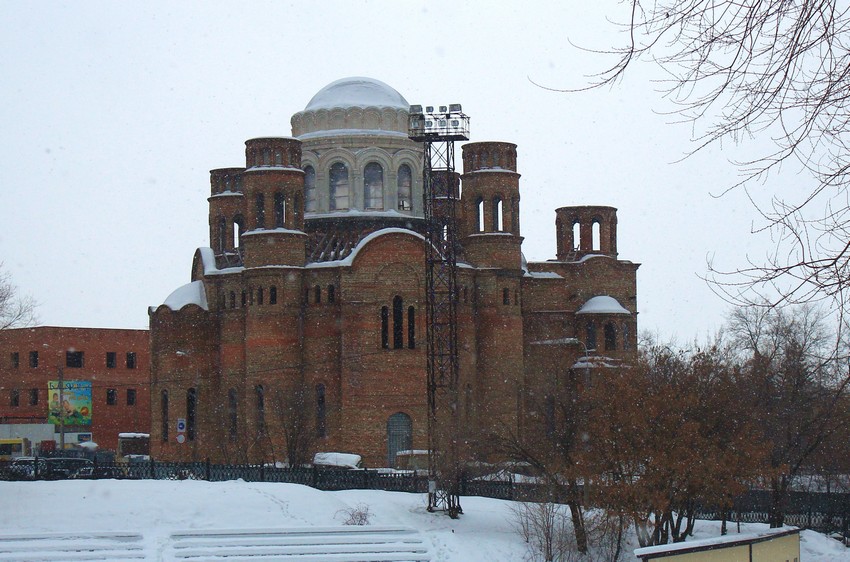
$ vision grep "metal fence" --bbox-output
[3,457,850,537]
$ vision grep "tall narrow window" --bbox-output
[126,352,136,369]
[592,220,601,251]
[503,288,511,305]
[393,296,404,349]
[493,197,503,231]
[229,291,236,309]
[364,162,384,209]
[106,351,117,368]
[10,352,18,368]
[29,388,38,406]
[161,390,169,442]
[397,164,412,211]
[10,390,19,407]
[127,389,136,406]
[573,222,581,251]
[233,215,245,249]
[228,389,238,439]
[257,287,264,305]
[586,321,597,351]
[604,323,617,351]
[269,286,277,305]
[407,306,416,349]
[255,193,265,229]
[329,162,349,211]
[304,165,317,212]
[316,383,327,438]
[274,192,285,227]
[623,323,632,350]
[106,388,117,405]
[314,285,321,304]
[386,412,412,468]
[29,351,38,368]
[381,306,389,349]
[327,285,335,303]
[186,388,197,441]
[476,197,485,232]
[255,385,266,435]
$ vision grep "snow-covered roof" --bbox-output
[162,280,209,311]
[634,527,799,557]
[118,433,150,439]
[304,77,409,111]
[575,295,630,315]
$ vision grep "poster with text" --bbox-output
[47,381,92,426]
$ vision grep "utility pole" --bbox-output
[57,365,65,451]
[408,104,469,518]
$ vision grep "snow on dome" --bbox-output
[163,280,209,311]
[304,77,409,111]
[575,295,631,315]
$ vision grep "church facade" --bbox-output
[149,77,639,467]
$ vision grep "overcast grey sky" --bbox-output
[0,1,782,340]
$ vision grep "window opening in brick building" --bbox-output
[217,216,226,252]
[274,150,282,166]
[10,352,18,369]
[106,388,117,406]
[386,412,412,468]
[126,388,136,406]
[381,306,389,349]
[573,222,581,251]
[586,321,597,351]
[316,384,326,437]
[327,284,335,303]
[314,285,321,304]
[29,388,38,406]
[106,352,116,368]
[604,323,617,351]
[397,164,412,211]
[503,288,511,305]
[241,291,247,307]
[274,192,285,227]
[255,385,266,435]
[476,197,485,232]
[161,390,169,441]
[228,389,238,439]
[229,291,236,309]
[29,351,38,368]
[255,193,265,229]
[257,287,264,305]
[66,351,84,368]
[493,197,503,231]
[407,306,416,349]
[269,286,277,305]
[186,388,197,441]
[392,296,404,349]
[364,162,384,210]
[623,322,632,350]
[304,165,316,212]
[126,352,136,369]
[329,162,349,211]
[10,389,19,407]
[592,220,601,251]
[233,215,245,249]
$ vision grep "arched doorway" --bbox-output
[386,412,412,468]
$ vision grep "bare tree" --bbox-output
[0,263,36,329]
[273,377,315,468]
[570,1,850,311]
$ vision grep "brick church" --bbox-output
[149,77,639,467]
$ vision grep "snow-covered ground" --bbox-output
[1,479,848,561]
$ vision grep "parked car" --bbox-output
[71,465,130,480]
[6,457,42,480]
[41,457,93,479]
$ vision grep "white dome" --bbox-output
[304,77,409,111]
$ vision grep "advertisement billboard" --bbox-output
[47,381,92,426]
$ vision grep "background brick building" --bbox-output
[149,77,639,467]
[0,326,150,452]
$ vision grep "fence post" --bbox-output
[149,455,155,480]
[260,463,265,482]
[33,456,38,479]
[312,465,318,489]
[205,458,211,481]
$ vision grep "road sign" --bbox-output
[176,418,186,433]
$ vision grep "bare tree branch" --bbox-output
[0,263,37,330]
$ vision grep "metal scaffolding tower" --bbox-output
[408,104,469,518]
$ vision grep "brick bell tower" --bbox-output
[459,141,523,269]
